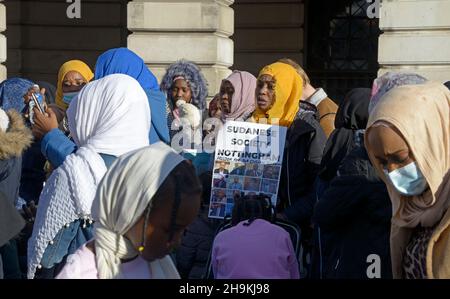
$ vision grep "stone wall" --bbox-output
[5,0,127,83]
[233,0,305,76]
[378,0,450,82]
[127,0,234,97]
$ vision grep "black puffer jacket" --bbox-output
[0,110,32,204]
[176,208,222,279]
[313,145,392,279]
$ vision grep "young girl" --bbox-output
[56,142,202,279]
[211,195,300,279]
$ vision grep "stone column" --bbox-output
[378,0,450,82]
[0,0,6,81]
[127,0,234,97]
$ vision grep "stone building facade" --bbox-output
[0,0,449,101]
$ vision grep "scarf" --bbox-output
[365,83,450,277]
[55,60,94,110]
[27,74,151,278]
[92,142,184,279]
[0,78,34,112]
[252,62,303,127]
[319,88,371,181]
[221,71,256,122]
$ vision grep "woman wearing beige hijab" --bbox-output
[365,82,450,279]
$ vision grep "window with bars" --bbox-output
[305,0,381,103]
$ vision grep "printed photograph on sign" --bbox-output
[209,202,226,218]
[227,176,244,190]
[213,160,230,188]
[245,163,264,177]
[261,178,278,194]
[230,162,246,175]
[209,121,287,219]
[211,188,227,204]
[243,177,261,192]
[262,165,281,180]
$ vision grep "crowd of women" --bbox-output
[0,47,449,279]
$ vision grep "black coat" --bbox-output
[279,102,327,228]
[0,110,32,205]
[313,146,392,279]
[19,140,47,204]
[176,209,222,279]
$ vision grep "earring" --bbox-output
[138,245,145,253]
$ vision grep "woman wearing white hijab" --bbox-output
[28,74,151,279]
[56,142,202,279]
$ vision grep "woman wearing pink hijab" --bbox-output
[219,71,256,122]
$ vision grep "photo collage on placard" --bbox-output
[209,159,281,219]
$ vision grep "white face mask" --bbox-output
[383,162,428,196]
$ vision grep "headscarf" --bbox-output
[67,74,150,156]
[221,71,256,121]
[319,88,371,181]
[365,82,450,228]
[94,47,159,91]
[92,142,184,279]
[27,74,151,278]
[252,62,303,127]
[94,48,169,145]
[160,59,208,111]
[365,82,450,278]
[369,72,428,114]
[55,60,94,110]
[0,78,34,112]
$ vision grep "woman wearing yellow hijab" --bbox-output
[253,62,303,127]
[55,60,94,110]
[255,62,326,248]
[365,82,450,278]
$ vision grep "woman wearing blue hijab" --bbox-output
[36,48,170,169]
[0,78,34,113]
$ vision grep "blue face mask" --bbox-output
[384,162,428,196]
[62,91,79,105]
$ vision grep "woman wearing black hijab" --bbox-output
[318,88,372,183]
[311,88,392,279]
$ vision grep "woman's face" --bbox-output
[62,71,87,93]
[255,74,276,112]
[171,79,192,106]
[367,123,416,172]
[219,80,235,114]
[140,193,200,262]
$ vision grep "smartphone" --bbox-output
[30,85,45,113]
[31,93,44,113]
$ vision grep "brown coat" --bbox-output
[316,97,338,138]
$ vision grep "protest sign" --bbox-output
[209,121,287,219]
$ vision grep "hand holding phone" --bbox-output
[27,85,47,124]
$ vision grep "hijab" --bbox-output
[92,142,184,279]
[319,88,371,181]
[55,60,94,110]
[221,71,256,121]
[0,78,34,112]
[252,62,303,127]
